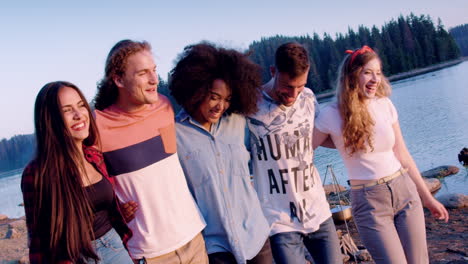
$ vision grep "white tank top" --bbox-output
[315,97,402,180]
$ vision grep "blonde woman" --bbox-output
[313,46,448,263]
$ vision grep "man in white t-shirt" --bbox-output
[247,42,341,264]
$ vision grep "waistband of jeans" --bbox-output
[350,168,408,190]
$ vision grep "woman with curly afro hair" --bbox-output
[169,42,272,264]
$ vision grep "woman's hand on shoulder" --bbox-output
[423,196,449,222]
[119,200,139,223]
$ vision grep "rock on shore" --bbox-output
[438,194,468,209]
[0,216,28,263]
[425,178,442,194]
[422,165,460,178]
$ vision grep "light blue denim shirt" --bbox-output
[176,110,270,264]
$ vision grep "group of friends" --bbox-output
[21,40,450,264]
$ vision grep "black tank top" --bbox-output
[85,177,114,239]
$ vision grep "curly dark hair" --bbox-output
[93,39,151,110]
[169,42,262,116]
[275,42,310,78]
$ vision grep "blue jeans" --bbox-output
[89,228,133,264]
[270,217,342,264]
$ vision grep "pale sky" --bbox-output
[1,0,467,140]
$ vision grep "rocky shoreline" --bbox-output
[329,164,468,264]
[1,165,466,263]
[0,215,28,264]
[1,208,466,264]
[336,207,468,264]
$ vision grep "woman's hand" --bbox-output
[120,200,139,223]
[423,196,449,222]
[392,121,449,223]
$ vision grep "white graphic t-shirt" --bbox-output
[248,88,331,236]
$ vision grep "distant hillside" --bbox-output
[450,24,468,56]
[0,134,35,173]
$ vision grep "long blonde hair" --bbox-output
[336,48,391,155]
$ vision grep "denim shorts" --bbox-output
[89,228,133,264]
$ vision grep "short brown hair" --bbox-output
[93,40,151,110]
[275,42,310,78]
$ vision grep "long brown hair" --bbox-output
[32,81,100,262]
[336,48,391,155]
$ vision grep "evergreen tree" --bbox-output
[450,24,468,56]
[247,14,460,93]
[0,134,35,173]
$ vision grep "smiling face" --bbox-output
[358,58,382,99]
[58,86,90,146]
[270,68,308,106]
[193,79,231,131]
[114,50,159,112]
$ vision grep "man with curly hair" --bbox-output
[93,39,207,264]
[247,42,341,264]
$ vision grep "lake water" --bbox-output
[0,172,23,218]
[1,61,468,218]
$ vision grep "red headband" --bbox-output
[345,45,375,65]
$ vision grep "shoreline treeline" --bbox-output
[450,24,468,56]
[0,135,35,174]
[248,13,461,94]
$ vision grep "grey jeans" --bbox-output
[350,172,428,264]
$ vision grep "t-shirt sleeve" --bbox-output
[314,105,331,134]
[386,98,398,124]
[313,94,320,118]
[244,118,251,152]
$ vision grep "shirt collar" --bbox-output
[176,108,226,134]
[175,108,191,122]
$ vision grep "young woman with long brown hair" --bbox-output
[21,81,133,263]
[313,46,449,263]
